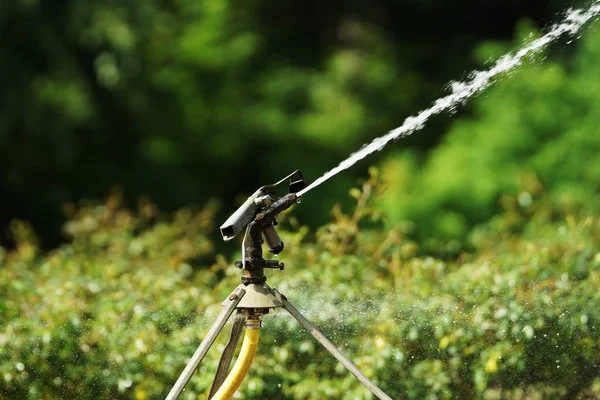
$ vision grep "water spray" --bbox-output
[298,1,600,197]
[166,2,600,399]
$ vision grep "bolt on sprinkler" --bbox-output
[165,170,392,400]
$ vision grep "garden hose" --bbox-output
[211,318,261,400]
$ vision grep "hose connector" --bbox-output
[245,318,262,330]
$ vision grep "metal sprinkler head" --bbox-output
[219,170,304,242]
[219,170,305,292]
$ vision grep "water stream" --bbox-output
[297,1,600,197]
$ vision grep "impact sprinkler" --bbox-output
[165,170,392,400]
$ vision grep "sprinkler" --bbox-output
[165,170,392,400]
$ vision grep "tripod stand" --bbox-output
[165,282,392,400]
[165,171,392,399]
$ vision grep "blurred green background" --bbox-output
[0,0,584,248]
[2,0,600,399]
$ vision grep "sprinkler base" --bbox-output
[222,283,282,310]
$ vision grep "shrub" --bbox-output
[1,177,599,399]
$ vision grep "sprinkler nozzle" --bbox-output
[219,171,304,242]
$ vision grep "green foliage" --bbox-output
[1,176,599,399]
[2,3,599,398]
[2,0,574,245]
[380,21,600,245]
[0,0,434,242]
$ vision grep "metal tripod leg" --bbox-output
[208,312,246,399]
[276,290,393,400]
[165,287,246,400]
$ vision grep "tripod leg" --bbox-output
[278,291,393,400]
[165,287,246,400]
[208,313,246,399]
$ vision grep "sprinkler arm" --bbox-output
[219,170,304,241]
[255,193,298,226]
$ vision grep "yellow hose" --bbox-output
[211,319,261,400]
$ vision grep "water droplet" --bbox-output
[523,325,534,339]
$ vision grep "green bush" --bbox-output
[1,176,599,399]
